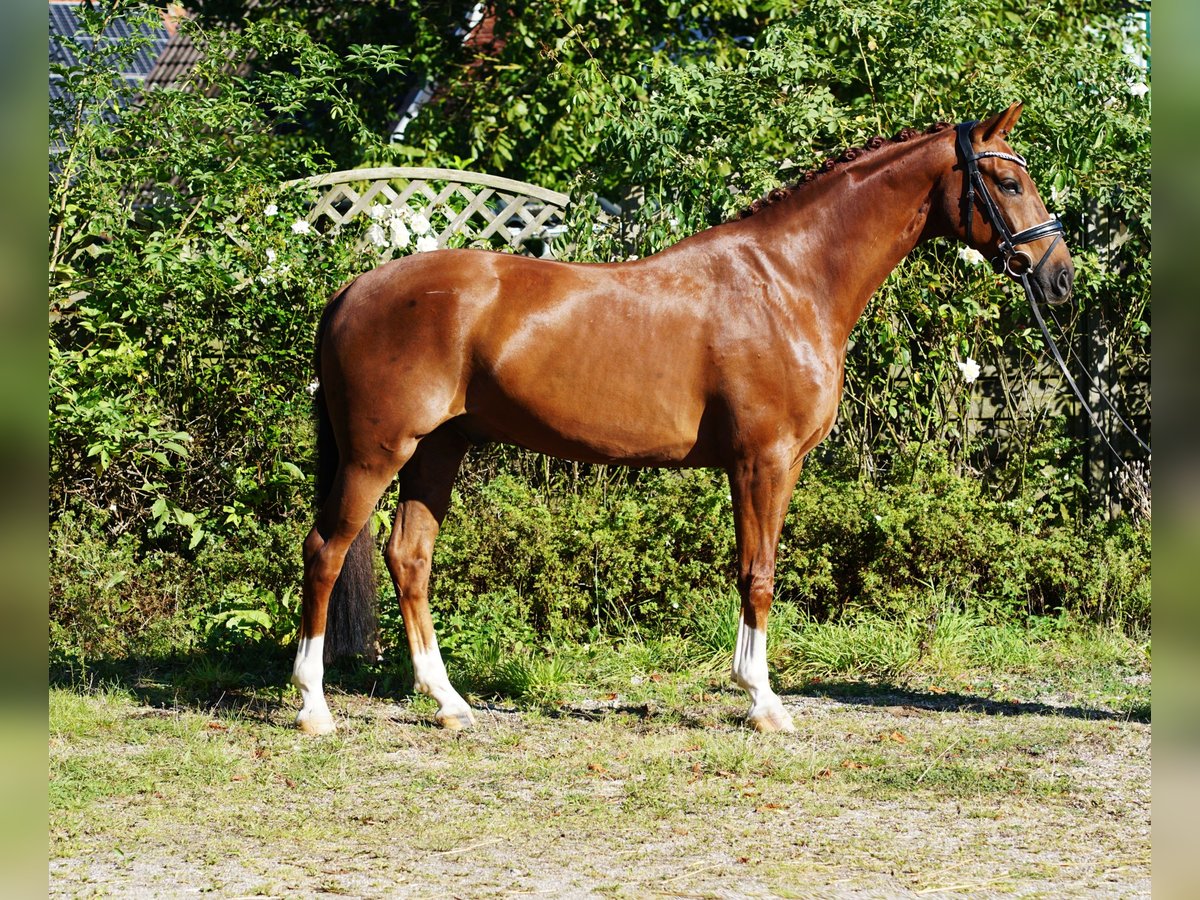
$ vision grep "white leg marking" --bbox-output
[412,637,475,729]
[291,635,335,735]
[732,616,794,733]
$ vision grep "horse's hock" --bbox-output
[287,166,571,257]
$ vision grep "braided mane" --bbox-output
[736,121,954,219]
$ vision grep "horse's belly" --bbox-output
[464,366,713,466]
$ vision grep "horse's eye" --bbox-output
[999,179,1021,195]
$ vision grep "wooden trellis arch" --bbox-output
[286,167,570,256]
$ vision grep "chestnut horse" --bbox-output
[292,103,1073,734]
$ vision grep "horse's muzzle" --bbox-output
[1038,262,1074,305]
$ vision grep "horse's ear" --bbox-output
[975,102,1024,143]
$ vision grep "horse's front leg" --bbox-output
[728,449,804,733]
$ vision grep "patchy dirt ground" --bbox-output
[49,682,1149,898]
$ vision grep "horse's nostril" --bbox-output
[1056,268,1073,298]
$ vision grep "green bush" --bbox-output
[50,448,1149,663]
[429,467,736,650]
[49,511,195,662]
[49,508,309,664]
[48,5,1150,664]
[775,455,1150,628]
[414,453,1149,661]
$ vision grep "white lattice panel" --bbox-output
[285,167,570,256]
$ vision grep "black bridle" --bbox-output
[955,121,1065,281]
[954,120,1150,460]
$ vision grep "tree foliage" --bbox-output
[50,6,407,546]
[48,1,1149,658]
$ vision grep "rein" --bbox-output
[955,121,1151,461]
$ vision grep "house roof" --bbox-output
[49,1,173,107]
[144,28,204,91]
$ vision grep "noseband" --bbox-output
[955,121,1064,281]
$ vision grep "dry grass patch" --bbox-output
[50,675,1149,898]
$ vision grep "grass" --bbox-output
[49,614,1150,897]
[436,601,1151,723]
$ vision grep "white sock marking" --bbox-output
[291,635,332,727]
[732,615,792,728]
[412,637,472,721]
[732,619,771,700]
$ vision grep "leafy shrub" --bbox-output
[50,10,405,551]
[429,467,736,651]
[48,5,1149,665]
[775,453,1150,628]
[409,451,1149,661]
[49,509,309,663]
[50,446,1149,664]
[49,511,195,662]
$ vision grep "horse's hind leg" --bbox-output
[384,426,474,729]
[293,454,408,735]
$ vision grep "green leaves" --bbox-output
[49,5,399,549]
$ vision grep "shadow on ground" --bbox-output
[50,649,1149,728]
[790,680,1150,724]
[48,648,416,724]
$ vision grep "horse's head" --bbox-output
[942,102,1075,304]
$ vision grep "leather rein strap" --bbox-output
[954,121,1150,460]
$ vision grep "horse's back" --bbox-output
[322,250,727,464]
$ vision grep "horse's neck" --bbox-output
[749,134,951,342]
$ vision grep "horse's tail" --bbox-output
[314,281,378,663]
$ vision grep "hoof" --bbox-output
[295,710,336,736]
[748,706,795,734]
[435,707,476,731]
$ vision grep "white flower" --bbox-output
[265,248,277,263]
[368,204,391,221]
[390,218,411,249]
[306,379,320,395]
[264,203,278,217]
[958,247,987,266]
[410,213,432,235]
[291,220,312,235]
[415,235,439,253]
[365,224,389,248]
[1129,82,1149,98]
[956,357,982,384]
